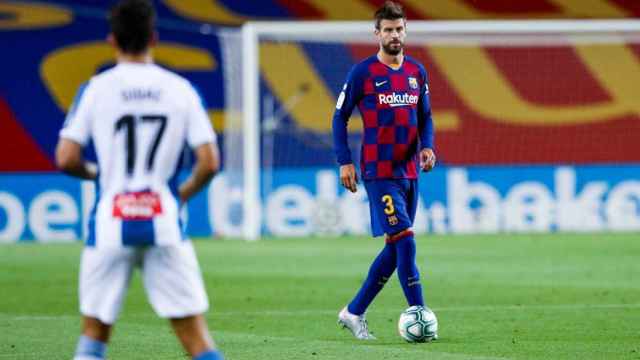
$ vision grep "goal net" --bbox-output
[220,20,640,240]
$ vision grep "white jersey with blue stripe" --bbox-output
[60,62,216,248]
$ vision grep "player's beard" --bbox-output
[382,40,403,56]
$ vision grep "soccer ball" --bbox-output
[398,305,438,343]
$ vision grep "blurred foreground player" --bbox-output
[56,1,223,358]
[332,1,437,340]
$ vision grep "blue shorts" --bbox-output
[364,179,418,237]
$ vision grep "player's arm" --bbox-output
[55,139,97,180]
[57,81,97,180]
[417,68,436,172]
[332,67,362,193]
[179,142,219,203]
[179,83,220,203]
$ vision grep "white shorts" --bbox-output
[79,241,209,324]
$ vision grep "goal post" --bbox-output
[241,23,261,241]
[221,19,640,240]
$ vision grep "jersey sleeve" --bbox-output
[418,67,435,151]
[332,65,364,165]
[186,84,217,148]
[59,81,94,146]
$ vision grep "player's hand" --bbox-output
[339,164,358,193]
[419,148,436,172]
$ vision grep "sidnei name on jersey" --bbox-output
[122,88,161,102]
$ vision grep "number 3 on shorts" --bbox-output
[382,194,395,215]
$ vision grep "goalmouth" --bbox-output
[220,19,640,240]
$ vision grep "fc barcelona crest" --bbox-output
[408,77,418,89]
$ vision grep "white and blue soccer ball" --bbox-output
[398,305,438,343]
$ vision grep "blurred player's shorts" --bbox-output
[79,241,209,324]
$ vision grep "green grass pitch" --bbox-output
[1,233,639,359]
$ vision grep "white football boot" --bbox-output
[338,307,376,340]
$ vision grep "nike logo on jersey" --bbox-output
[375,80,388,87]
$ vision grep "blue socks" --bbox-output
[348,232,424,315]
[193,349,224,360]
[348,243,397,315]
[74,335,106,359]
[395,233,424,307]
[74,335,223,360]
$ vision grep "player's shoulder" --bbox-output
[156,66,202,100]
[404,56,428,75]
[94,63,193,90]
[85,66,122,94]
[139,64,196,94]
[153,65,191,85]
[346,55,377,81]
[355,55,379,68]
[89,65,120,87]
[71,76,101,104]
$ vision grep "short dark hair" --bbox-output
[109,0,155,54]
[374,1,406,30]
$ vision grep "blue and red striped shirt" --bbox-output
[332,55,434,180]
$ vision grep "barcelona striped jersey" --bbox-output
[332,55,434,179]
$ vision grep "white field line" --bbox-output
[211,303,640,316]
[1,303,639,321]
[0,353,46,358]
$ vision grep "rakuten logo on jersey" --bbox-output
[378,92,418,107]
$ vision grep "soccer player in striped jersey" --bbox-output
[332,1,437,340]
[56,1,223,359]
